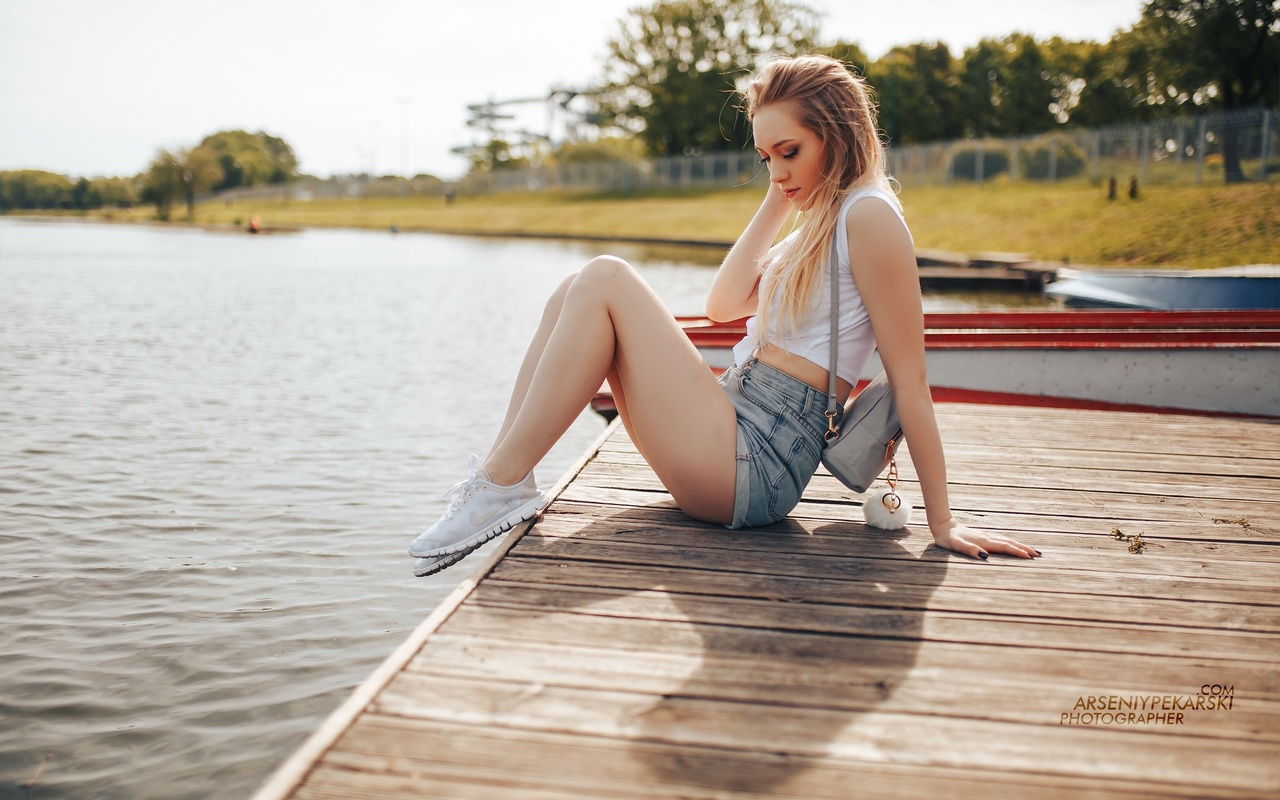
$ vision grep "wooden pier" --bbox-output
[254,404,1280,799]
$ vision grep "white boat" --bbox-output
[1044,266,1280,310]
[592,310,1280,419]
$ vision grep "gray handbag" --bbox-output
[819,239,904,494]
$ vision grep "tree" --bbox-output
[198,129,300,190]
[818,41,870,75]
[552,136,646,164]
[602,0,820,156]
[866,42,963,144]
[469,138,532,172]
[89,176,137,208]
[0,170,136,212]
[140,146,225,219]
[1000,35,1057,135]
[179,146,222,218]
[1136,0,1280,181]
[0,170,74,211]
[954,36,1059,138]
[1038,38,1136,128]
[140,150,185,220]
[956,39,1009,138]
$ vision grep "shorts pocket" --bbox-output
[768,433,819,519]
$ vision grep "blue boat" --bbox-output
[1045,266,1280,310]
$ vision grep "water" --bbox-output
[0,219,723,800]
[0,218,1041,799]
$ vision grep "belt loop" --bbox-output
[801,386,814,416]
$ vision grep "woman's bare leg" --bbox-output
[489,273,576,452]
[492,273,652,465]
[483,256,737,523]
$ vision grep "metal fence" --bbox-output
[200,174,446,205]
[457,106,1276,194]
[457,149,770,194]
[887,107,1277,187]
[207,107,1276,204]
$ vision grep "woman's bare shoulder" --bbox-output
[844,193,912,256]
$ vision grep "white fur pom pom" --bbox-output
[863,485,912,530]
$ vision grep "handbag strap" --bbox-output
[823,235,841,442]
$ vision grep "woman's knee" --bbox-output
[571,255,635,296]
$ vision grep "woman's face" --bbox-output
[752,101,826,211]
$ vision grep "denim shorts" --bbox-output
[718,357,840,529]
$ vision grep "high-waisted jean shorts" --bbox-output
[718,356,841,529]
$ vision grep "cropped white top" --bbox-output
[732,186,912,385]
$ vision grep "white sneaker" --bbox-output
[407,454,548,559]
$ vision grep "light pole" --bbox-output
[399,97,410,179]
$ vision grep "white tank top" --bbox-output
[731,186,911,385]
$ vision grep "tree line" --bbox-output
[503,0,1279,183]
[0,130,299,218]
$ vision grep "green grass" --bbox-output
[74,178,1280,268]
[898,179,1280,268]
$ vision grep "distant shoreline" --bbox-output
[6,178,1278,269]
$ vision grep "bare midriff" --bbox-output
[754,343,854,404]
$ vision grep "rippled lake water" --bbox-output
[0,217,1045,799]
[0,219,723,800]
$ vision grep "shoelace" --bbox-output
[441,454,482,520]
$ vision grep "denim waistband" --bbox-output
[736,356,834,420]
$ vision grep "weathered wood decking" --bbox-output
[255,404,1280,799]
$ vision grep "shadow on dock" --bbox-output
[504,504,947,793]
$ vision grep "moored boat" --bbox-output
[591,310,1280,419]
[1044,266,1280,310]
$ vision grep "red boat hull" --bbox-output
[591,310,1280,419]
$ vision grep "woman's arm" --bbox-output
[706,185,791,322]
[846,198,1039,560]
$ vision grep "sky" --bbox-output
[0,0,1146,181]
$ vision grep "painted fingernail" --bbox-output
[978,551,989,560]
[1034,549,1043,556]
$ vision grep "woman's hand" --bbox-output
[763,179,791,210]
[930,519,1041,561]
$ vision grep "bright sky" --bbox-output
[0,0,1144,180]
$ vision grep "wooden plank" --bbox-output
[404,633,1280,738]
[466,582,1280,662]
[598,435,1280,471]
[600,410,1280,458]
[925,445,1280,480]
[578,455,1280,499]
[486,556,1280,632]
[417,607,1280,700]
[317,715,1268,800]
[578,455,1280,517]
[554,482,1280,541]
[581,454,1280,502]
[294,764,643,800]
[544,497,1280,557]
[598,444,1280,484]
[536,503,1280,568]
[368,677,1280,794]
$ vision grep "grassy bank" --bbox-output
[82,179,1280,268]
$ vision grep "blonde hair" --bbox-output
[742,54,896,342]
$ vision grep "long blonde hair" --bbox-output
[742,55,895,341]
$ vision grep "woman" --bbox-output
[408,54,1040,576]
